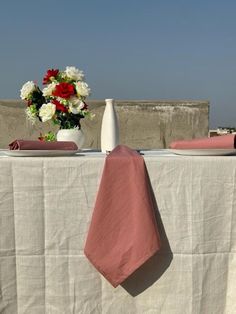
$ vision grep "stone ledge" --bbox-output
[0,99,209,149]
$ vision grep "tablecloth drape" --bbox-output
[84,146,161,287]
[0,153,236,313]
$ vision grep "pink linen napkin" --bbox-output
[169,134,236,149]
[84,145,161,287]
[9,139,78,150]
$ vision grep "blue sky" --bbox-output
[0,0,236,128]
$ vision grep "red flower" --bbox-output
[38,133,45,141]
[82,102,88,110]
[43,69,59,84]
[51,99,68,113]
[52,82,75,99]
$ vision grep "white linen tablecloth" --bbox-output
[0,151,236,313]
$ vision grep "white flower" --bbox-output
[65,66,84,81]
[68,96,85,114]
[20,81,37,100]
[75,81,91,97]
[39,103,56,122]
[42,82,57,97]
[69,96,81,106]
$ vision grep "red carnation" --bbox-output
[38,133,45,141]
[82,102,88,110]
[27,100,33,107]
[43,69,59,85]
[51,99,68,113]
[52,82,75,99]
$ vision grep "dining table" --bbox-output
[0,148,236,314]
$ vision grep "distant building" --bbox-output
[208,127,236,137]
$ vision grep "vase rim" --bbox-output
[59,127,79,130]
[58,128,81,132]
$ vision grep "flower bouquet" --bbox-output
[20,66,93,130]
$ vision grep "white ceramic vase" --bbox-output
[57,128,85,150]
[101,99,119,153]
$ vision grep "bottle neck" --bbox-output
[105,99,114,106]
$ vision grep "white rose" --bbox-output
[20,81,37,100]
[42,82,57,97]
[68,97,85,114]
[75,81,91,97]
[65,66,84,81]
[39,103,56,122]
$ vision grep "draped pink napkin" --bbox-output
[169,134,236,149]
[9,139,78,150]
[84,145,161,287]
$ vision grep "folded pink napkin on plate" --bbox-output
[9,139,78,150]
[169,134,236,149]
[84,145,161,287]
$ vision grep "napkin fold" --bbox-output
[169,134,236,149]
[84,145,161,287]
[9,139,78,150]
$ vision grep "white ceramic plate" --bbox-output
[139,149,173,155]
[139,149,166,153]
[168,149,236,156]
[0,149,80,157]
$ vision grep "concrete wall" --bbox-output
[0,99,209,149]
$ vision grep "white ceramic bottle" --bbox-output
[101,99,119,153]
